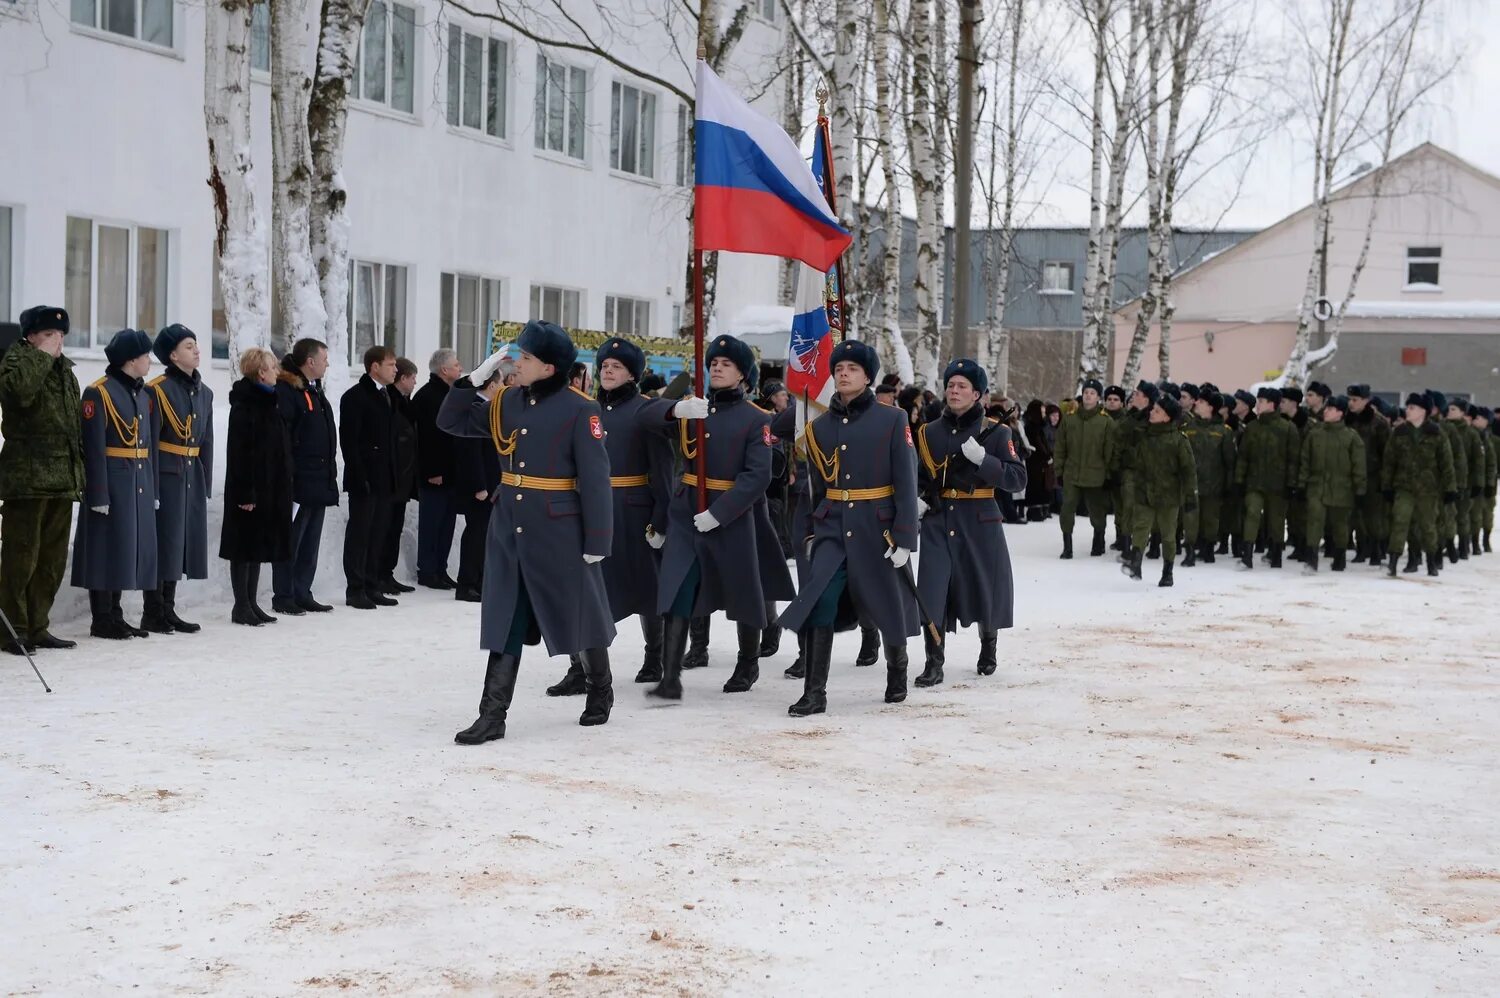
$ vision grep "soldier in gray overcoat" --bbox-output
[438,321,617,743]
[915,359,1028,686]
[544,336,673,696]
[638,334,795,700]
[777,340,921,716]
[141,324,213,635]
[71,329,160,639]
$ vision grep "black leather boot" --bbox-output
[1458,535,1470,560]
[722,623,762,693]
[1238,546,1254,570]
[1091,526,1106,557]
[90,590,131,639]
[1350,539,1367,564]
[114,592,149,638]
[1215,536,1230,555]
[647,615,690,700]
[140,588,175,634]
[683,616,710,669]
[1200,540,1215,564]
[915,628,945,687]
[1403,549,1420,573]
[1268,546,1282,570]
[546,656,587,696]
[1427,550,1441,577]
[884,640,909,703]
[1146,534,1162,560]
[1331,549,1346,571]
[1445,539,1459,564]
[758,601,782,657]
[454,652,521,744]
[1181,542,1196,568]
[784,629,806,679]
[1302,551,1319,575]
[1159,561,1175,587]
[246,564,276,623]
[1484,529,1492,553]
[977,630,998,676]
[230,564,261,626]
[1060,534,1073,560]
[161,581,200,633]
[577,648,613,726]
[634,614,664,683]
[788,626,833,716]
[854,624,879,667]
[1122,549,1144,580]
[1386,552,1399,577]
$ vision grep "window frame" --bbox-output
[674,102,692,187]
[446,24,509,141]
[1039,260,1075,296]
[63,215,172,352]
[533,52,589,162]
[604,294,652,338]
[0,204,13,324]
[249,0,270,76]
[69,0,176,52]
[1404,246,1442,291]
[753,0,779,23]
[352,0,417,117]
[347,258,410,367]
[609,80,658,181]
[528,283,582,328]
[440,271,506,368]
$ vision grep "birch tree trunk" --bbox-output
[270,0,328,355]
[907,0,942,386]
[308,0,370,393]
[1077,0,1112,382]
[932,0,949,349]
[1123,0,1162,387]
[1090,0,1143,383]
[872,0,913,382]
[205,0,272,370]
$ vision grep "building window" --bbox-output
[604,295,651,337]
[534,53,587,160]
[1405,246,1441,289]
[70,0,173,48]
[1040,261,1074,295]
[446,27,507,138]
[529,284,580,328]
[250,1,269,72]
[610,82,656,178]
[675,103,691,187]
[354,0,415,114]
[755,0,778,22]
[63,216,170,351]
[348,261,408,365]
[0,206,11,322]
[440,273,504,368]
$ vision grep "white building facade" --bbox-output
[0,0,786,371]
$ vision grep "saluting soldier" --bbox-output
[1296,395,1365,573]
[776,340,920,714]
[915,358,1028,683]
[1345,385,1391,566]
[141,324,213,634]
[1054,377,1115,559]
[1235,388,1298,570]
[1181,391,1235,567]
[544,337,672,695]
[1122,394,1197,587]
[437,321,616,743]
[1383,392,1455,578]
[71,329,160,639]
[638,334,794,700]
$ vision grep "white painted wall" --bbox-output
[0,0,787,366]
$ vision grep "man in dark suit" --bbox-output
[409,348,464,588]
[376,356,419,595]
[340,346,400,609]
[272,338,339,615]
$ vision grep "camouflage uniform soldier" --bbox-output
[1181,391,1235,566]
[1122,395,1197,587]
[1447,397,1485,560]
[1383,392,1456,578]
[1296,395,1365,573]
[1235,388,1299,571]
[1111,381,1157,559]
[1345,384,1391,566]
[1054,378,1115,559]
[1470,406,1496,552]
[1102,385,1129,549]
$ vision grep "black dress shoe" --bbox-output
[251,604,278,624]
[91,618,133,639]
[271,598,307,616]
[369,592,399,607]
[418,572,457,590]
[4,638,33,655]
[347,593,378,610]
[454,586,482,603]
[231,607,264,626]
[381,576,415,594]
[296,597,334,613]
[31,632,76,650]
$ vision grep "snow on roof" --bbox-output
[730,305,795,335]
[1342,300,1500,319]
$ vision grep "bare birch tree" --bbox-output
[205,0,273,368]
[906,0,943,385]
[872,0,913,381]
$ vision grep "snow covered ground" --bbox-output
[3,520,1499,995]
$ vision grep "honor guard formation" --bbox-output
[2,310,1496,742]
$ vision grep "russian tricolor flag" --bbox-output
[694,61,852,272]
[785,128,839,411]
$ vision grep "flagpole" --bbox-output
[692,51,708,514]
[815,84,850,344]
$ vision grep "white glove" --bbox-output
[154,500,161,510]
[693,509,719,533]
[674,396,710,420]
[582,553,604,565]
[645,528,666,550]
[916,496,929,519]
[467,343,510,386]
[91,505,109,515]
[884,545,912,569]
[961,436,987,466]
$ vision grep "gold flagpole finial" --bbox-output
[815,82,829,118]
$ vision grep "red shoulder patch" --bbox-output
[589,414,604,440]
[762,424,772,446]
[904,425,913,447]
[1007,437,1017,459]
[82,400,95,420]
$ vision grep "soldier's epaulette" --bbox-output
[986,417,999,427]
[148,374,167,387]
[751,400,774,414]
[569,385,593,401]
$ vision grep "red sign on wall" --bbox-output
[1401,347,1427,367]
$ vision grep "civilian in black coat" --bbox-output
[376,357,419,594]
[340,346,400,609]
[220,348,294,626]
[450,372,504,601]
[271,338,338,615]
[409,349,464,588]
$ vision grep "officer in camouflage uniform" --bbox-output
[1103,385,1129,549]
[0,306,84,654]
[1446,396,1485,561]
[141,324,213,635]
[1422,390,1464,564]
[1470,406,1497,552]
[1383,392,1455,578]
[1221,389,1256,558]
[1277,386,1312,561]
[1235,387,1298,571]
[1181,390,1235,567]
[71,329,160,639]
[1054,377,1115,559]
[1344,384,1390,566]
[1111,381,1157,560]
[1296,395,1365,573]
[1122,395,1196,586]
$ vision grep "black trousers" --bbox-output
[379,499,409,579]
[344,493,394,597]
[456,496,492,589]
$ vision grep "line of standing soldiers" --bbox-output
[438,322,1028,744]
[1051,375,1497,584]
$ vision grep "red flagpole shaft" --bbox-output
[693,249,708,513]
[817,114,850,343]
